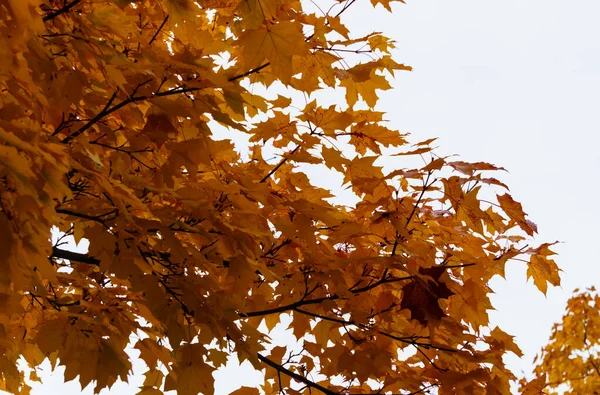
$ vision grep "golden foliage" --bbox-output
[0,0,560,394]
[523,288,600,394]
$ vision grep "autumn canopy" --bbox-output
[0,0,562,394]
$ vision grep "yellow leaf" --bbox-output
[270,95,292,108]
[321,146,348,173]
[143,370,164,387]
[340,73,391,108]
[489,327,523,357]
[527,255,560,295]
[136,387,164,395]
[292,51,339,92]
[230,386,260,395]
[350,122,407,155]
[173,361,215,395]
[328,16,349,39]
[164,0,196,24]
[520,374,548,394]
[6,0,45,35]
[370,0,405,12]
[236,0,281,29]
[90,4,135,38]
[237,22,308,83]
[497,193,538,236]
[299,102,353,136]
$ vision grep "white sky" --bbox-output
[23,0,600,393]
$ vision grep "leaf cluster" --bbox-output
[0,0,560,394]
[522,288,600,394]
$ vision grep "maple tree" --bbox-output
[521,287,600,394]
[0,0,562,394]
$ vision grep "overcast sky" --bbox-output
[25,0,600,393]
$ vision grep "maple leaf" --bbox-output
[350,122,408,155]
[400,266,454,326]
[236,0,280,28]
[371,0,405,12]
[497,193,538,236]
[292,51,339,92]
[230,387,260,395]
[339,70,392,108]
[299,102,354,136]
[520,374,548,394]
[237,22,308,84]
[527,255,561,295]
[321,146,348,173]
[488,327,523,357]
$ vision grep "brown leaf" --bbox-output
[400,266,454,326]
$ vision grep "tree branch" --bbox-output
[241,272,415,318]
[405,171,433,227]
[58,61,274,143]
[260,145,300,183]
[241,295,333,318]
[148,15,169,46]
[61,84,201,143]
[392,171,433,256]
[257,353,339,395]
[43,0,83,22]
[228,63,271,82]
[51,247,100,266]
[241,260,475,319]
[590,358,600,377]
[56,207,117,225]
[294,307,455,353]
[583,332,600,377]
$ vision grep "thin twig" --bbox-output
[259,145,300,183]
[228,63,271,82]
[149,15,169,46]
